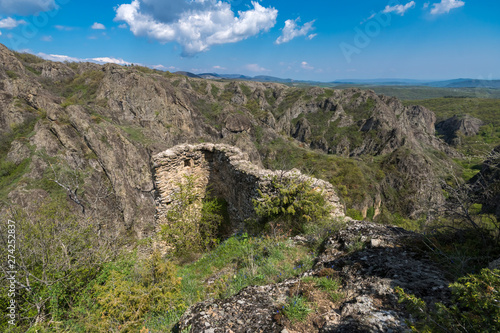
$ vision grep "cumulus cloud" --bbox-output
[91,22,106,30]
[245,63,268,72]
[430,0,465,15]
[0,17,26,29]
[275,17,315,45]
[114,0,277,55]
[383,1,416,15]
[0,0,56,15]
[41,35,52,42]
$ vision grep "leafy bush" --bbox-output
[0,196,111,331]
[346,208,363,220]
[396,268,500,333]
[252,175,330,235]
[90,251,185,332]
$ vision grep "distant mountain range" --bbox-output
[173,71,500,89]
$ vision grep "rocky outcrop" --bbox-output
[436,115,484,145]
[153,143,345,229]
[381,148,445,218]
[472,145,500,218]
[178,221,451,332]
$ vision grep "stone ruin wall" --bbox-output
[153,143,345,231]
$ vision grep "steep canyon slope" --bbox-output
[0,44,458,237]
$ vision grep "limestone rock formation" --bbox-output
[178,221,450,333]
[436,115,485,145]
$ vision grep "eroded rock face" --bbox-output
[153,143,345,229]
[178,221,451,333]
[436,115,484,145]
[472,145,500,218]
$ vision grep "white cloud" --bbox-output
[430,0,465,15]
[55,25,74,31]
[307,33,317,40]
[114,0,277,55]
[41,35,52,42]
[275,17,315,45]
[118,23,128,29]
[0,0,56,16]
[423,2,430,9]
[383,1,416,15]
[91,22,106,30]
[213,65,226,70]
[0,17,27,29]
[245,63,268,72]
[92,57,130,65]
[37,52,132,66]
[361,13,376,24]
[152,64,177,71]
[37,53,81,63]
[301,61,313,70]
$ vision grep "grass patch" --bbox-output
[282,295,312,324]
[193,99,223,129]
[178,234,315,301]
[0,158,31,199]
[118,124,153,146]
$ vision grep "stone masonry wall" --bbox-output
[153,143,345,230]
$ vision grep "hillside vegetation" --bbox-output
[0,43,499,332]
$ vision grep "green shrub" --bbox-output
[252,175,330,235]
[346,208,363,220]
[396,268,500,332]
[91,251,185,332]
[5,70,18,79]
[0,196,110,331]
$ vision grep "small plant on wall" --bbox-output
[160,174,224,256]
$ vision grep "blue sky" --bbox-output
[0,0,498,81]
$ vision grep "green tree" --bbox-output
[0,196,112,331]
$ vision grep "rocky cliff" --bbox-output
[0,43,458,237]
[472,145,500,218]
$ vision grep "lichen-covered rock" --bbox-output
[178,221,451,333]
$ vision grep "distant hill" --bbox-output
[424,79,500,89]
[173,72,500,90]
[173,71,201,78]
[332,78,430,86]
